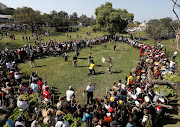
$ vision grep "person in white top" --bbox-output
[85,82,95,104]
[66,86,75,102]
[17,99,29,110]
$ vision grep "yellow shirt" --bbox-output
[89,64,95,69]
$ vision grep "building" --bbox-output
[0,14,12,23]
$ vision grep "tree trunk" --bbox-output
[176,32,180,50]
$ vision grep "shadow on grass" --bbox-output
[78,57,88,60]
[35,65,47,68]
[88,71,105,76]
[111,70,123,74]
[77,65,89,67]
[154,99,180,127]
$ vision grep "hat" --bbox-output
[69,86,72,90]
[110,96,114,102]
[45,86,49,90]
[135,101,140,107]
[156,106,162,111]
[90,52,92,54]
[159,98,165,103]
[118,100,123,106]
[144,96,150,103]
[109,107,114,112]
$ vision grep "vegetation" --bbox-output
[92,2,134,34]
[145,17,178,46]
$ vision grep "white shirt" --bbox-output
[86,85,95,92]
[66,90,74,101]
[117,83,122,88]
[15,74,20,79]
[6,62,12,68]
[55,121,68,127]
[17,100,29,110]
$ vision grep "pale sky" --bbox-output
[0,0,179,22]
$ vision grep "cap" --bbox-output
[69,86,72,90]
[109,107,114,112]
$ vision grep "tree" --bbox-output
[145,17,176,47]
[50,10,72,32]
[172,0,180,50]
[13,7,44,33]
[93,2,134,34]
[70,12,78,25]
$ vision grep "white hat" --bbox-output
[69,86,72,90]
[144,96,150,103]
[135,101,140,107]
[131,94,137,100]
[136,87,142,94]
[159,98,165,103]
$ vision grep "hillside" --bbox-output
[0,2,7,10]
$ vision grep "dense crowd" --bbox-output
[0,34,178,127]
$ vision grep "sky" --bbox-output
[0,0,179,22]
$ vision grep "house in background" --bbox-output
[0,14,13,24]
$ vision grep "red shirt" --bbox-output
[43,90,51,99]
[37,81,43,90]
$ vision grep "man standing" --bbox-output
[85,82,95,105]
[89,60,95,75]
[88,52,92,65]
[66,86,75,102]
[113,41,116,50]
[29,54,35,67]
[72,54,77,67]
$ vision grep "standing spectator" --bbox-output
[30,81,39,93]
[89,60,96,75]
[29,54,35,67]
[43,86,51,102]
[88,52,92,65]
[72,54,77,67]
[66,86,75,102]
[85,82,95,104]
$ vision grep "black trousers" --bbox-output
[89,69,95,74]
[87,92,93,104]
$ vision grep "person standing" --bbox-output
[89,60,95,75]
[66,86,75,102]
[72,54,77,67]
[106,56,112,68]
[64,52,68,61]
[104,42,107,49]
[29,54,35,67]
[88,52,92,65]
[113,41,116,50]
[85,82,95,105]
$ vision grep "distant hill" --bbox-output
[0,2,7,10]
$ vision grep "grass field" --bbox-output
[18,42,139,103]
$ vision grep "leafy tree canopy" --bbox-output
[93,2,134,34]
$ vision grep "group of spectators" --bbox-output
[0,33,178,127]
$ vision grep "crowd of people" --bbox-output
[0,33,178,127]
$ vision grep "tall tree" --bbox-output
[145,17,176,47]
[13,7,44,33]
[93,2,134,34]
[70,12,78,25]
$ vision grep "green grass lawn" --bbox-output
[18,42,139,103]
